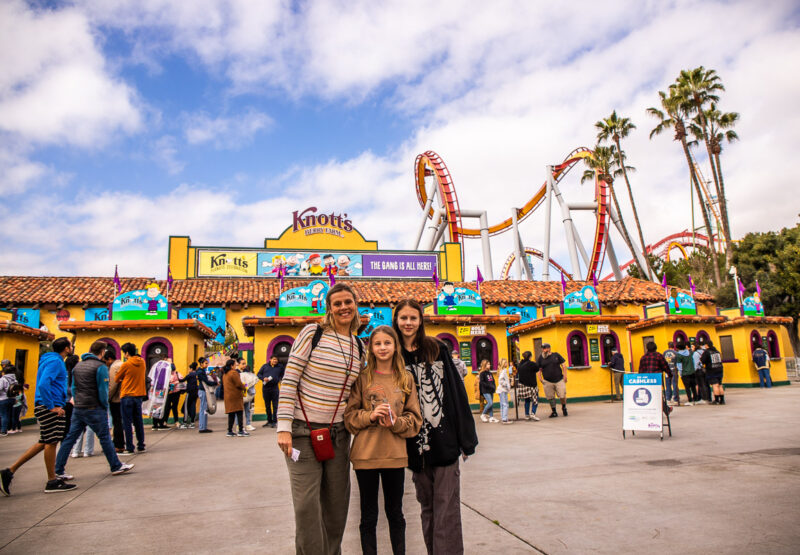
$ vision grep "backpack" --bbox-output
[309,324,365,360]
[7,382,23,398]
[708,350,724,372]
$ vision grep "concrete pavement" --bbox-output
[1,386,798,554]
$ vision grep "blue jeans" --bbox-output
[121,396,145,452]
[482,393,494,417]
[71,428,95,456]
[0,398,13,433]
[499,391,509,421]
[665,372,680,401]
[56,407,123,474]
[244,400,252,425]
[524,398,538,416]
[198,389,208,430]
[757,368,773,388]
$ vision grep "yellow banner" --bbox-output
[457,326,471,337]
[197,251,258,277]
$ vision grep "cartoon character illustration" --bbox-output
[308,253,324,276]
[668,287,680,313]
[285,254,300,276]
[753,292,763,314]
[323,254,337,275]
[337,255,351,276]
[310,282,327,314]
[298,261,310,277]
[366,384,389,410]
[441,282,456,310]
[582,286,598,313]
[270,255,287,274]
[146,283,161,315]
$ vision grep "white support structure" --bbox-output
[460,209,494,280]
[414,173,438,250]
[607,203,651,281]
[542,166,555,281]
[605,233,624,280]
[550,175,582,277]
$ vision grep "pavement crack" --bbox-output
[461,500,550,554]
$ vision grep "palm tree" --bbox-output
[674,67,732,263]
[648,89,722,286]
[688,103,739,266]
[595,111,654,279]
[581,145,642,277]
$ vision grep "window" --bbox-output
[14,349,27,383]
[193,344,199,363]
[749,330,762,354]
[600,333,618,365]
[567,331,588,367]
[719,335,736,362]
[436,334,458,352]
[696,330,711,347]
[767,330,781,358]
[673,330,689,347]
[474,337,493,368]
[642,336,654,352]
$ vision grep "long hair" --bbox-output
[479,359,491,373]
[498,358,508,370]
[363,326,412,395]
[392,299,440,364]
[321,283,360,335]
[222,359,236,374]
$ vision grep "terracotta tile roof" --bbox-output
[58,319,215,339]
[509,314,640,334]
[0,276,712,307]
[715,316,793,330]
[424,315,521,325]
[627,314,727,331]
[0,320,55,341]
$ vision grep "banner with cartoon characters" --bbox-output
[358,307,392,338]
[277,280,329,316]
[436,283,483,315]
[259,252,363,277]
[563,285,601,315]
[13,308,40,329]
[112,284,168,320]
[742,295,765,316]
[666,289,697,315]
[177,307,227,343]
[84,308,109,321]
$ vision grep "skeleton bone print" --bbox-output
[409,360,445,454]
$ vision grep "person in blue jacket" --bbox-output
[1,338,77,495]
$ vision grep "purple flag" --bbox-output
[738,278,746,296]
[688,275,696,297]
[476,267,484,294]
[167,265,174,291]
[592,272,598,287]
[756,279,762,298]
[560,271,567,296]
[432,269,440,291]
[277,265,284,291]
[113,265,121,295]
[327,264,336,286]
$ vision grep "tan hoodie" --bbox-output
[344,370,422,470]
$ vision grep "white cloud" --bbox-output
[152,135,185,175]
[184,109,273,149]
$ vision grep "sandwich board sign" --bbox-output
[622,373,668,439]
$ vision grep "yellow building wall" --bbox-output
[714,325,790,386]
[0,333,42,420]
[168,236,191,280]
[629,322,720,369]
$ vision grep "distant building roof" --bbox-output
[0,320,55,341]
[58,319,216,339]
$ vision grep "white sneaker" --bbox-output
[489,417,499,423]
[480,414,489,422]
[501,420,514,425]
[246,425,256,431]
[70,453,79,458]
[531,415,541,421]
[82,452,93,458]
[684,401,694,406]
[112,463,134,476]
[524,415,531,421]
[695,399,706,405]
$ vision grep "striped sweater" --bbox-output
[277,324,363,433]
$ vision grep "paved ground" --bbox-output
[1,386,798,554]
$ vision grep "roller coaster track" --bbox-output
[601,231,711,280]
[499,248,573,280]
[415,147,608,280]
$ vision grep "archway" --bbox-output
[143,337,172,370]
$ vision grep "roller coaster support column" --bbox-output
[607,203,651,281]
[542,166,555,281]
[427,209,447,251]
[414,173,438,249]
[604,233,624,281]
[551,175,582,277]
[511,208,533,280]
[460,210,494,280]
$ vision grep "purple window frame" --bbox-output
[267,335,296,362]
[142,337,174,361]
[600,331,620,365]
[695,330,711,346]
[673,330,689,347]
[471,334,498,372]
[436,333,458,352]
[98,337,121,359]
[566,330,588,367]
[749,330,761,354]
[766,330,780,358]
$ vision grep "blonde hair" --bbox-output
[479,359,491,372]
[320,283,361,335]
[364,326,412,395]
[498,358,508,370]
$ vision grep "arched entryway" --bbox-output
[143,337,172,370]
[471,335,497,371]
[267,335,295,365]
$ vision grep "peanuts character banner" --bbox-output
[742,294,765,317]
[666,290,697,315]
[277,280,329,316]
[358,307,392,338]
[177,307,227,343]
[258,251,438,279]
[563,285,601,315]
[112,285,168,320]
[436,283,483,315]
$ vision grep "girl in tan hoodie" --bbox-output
[344,325,422,555]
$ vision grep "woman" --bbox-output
[157,364,185,429]
[515,351,540,421]
[277,283,364,555]
[393,299,478,555]
[222,359,247,437]
[344,326,422,554]
[497,358,513,424]
[478,359,497,423]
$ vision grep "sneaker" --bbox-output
[237,431,250,437]
[226,432,236,437]
[501,420,514,425]
[82,452,93,458]
[187,424,195,429]
[711,399,719,405]
[719,399,726,405]
[695,399,706,405]
[684,401,694,406]
[178,424,188,429]
[480,414,489,422]
[45,479,77,493]
[7,430,18,434]
[262,422,271,428]
[0,433,7,437]
[549,411,558,418]
[70,452,79,458]
[137,448,146,454]
[119,450,135,456]
[56,473,74,481]
[532,415,541,421]
[199,429,213,434]
[246,425,256,431]
[488,417,499,423]
[111,463,135,476]
[524,415,531,421]
[562,407,568,417]
[0,468,13,496]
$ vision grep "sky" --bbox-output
[1,0,799,281]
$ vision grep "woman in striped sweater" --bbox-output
[277,283,365,555]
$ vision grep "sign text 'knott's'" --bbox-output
[292,207,353,238]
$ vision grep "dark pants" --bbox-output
[63,402,73,440]
[109,401,124,449]
[55,407,123,474]
[695,369,711,401]
[681,374,698,402]
[161,392,181,425]
[184,392,198,423]
[0,398,12,434]
[263,387,280,424]
[227,411,243,433]
[412,461,463,555]
[355,468,406,555]
[120,396,145,452]
[11,403,23,431]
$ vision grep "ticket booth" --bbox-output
[713,316,794,386]
[0,320,55,421]
[626,315,727,371]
